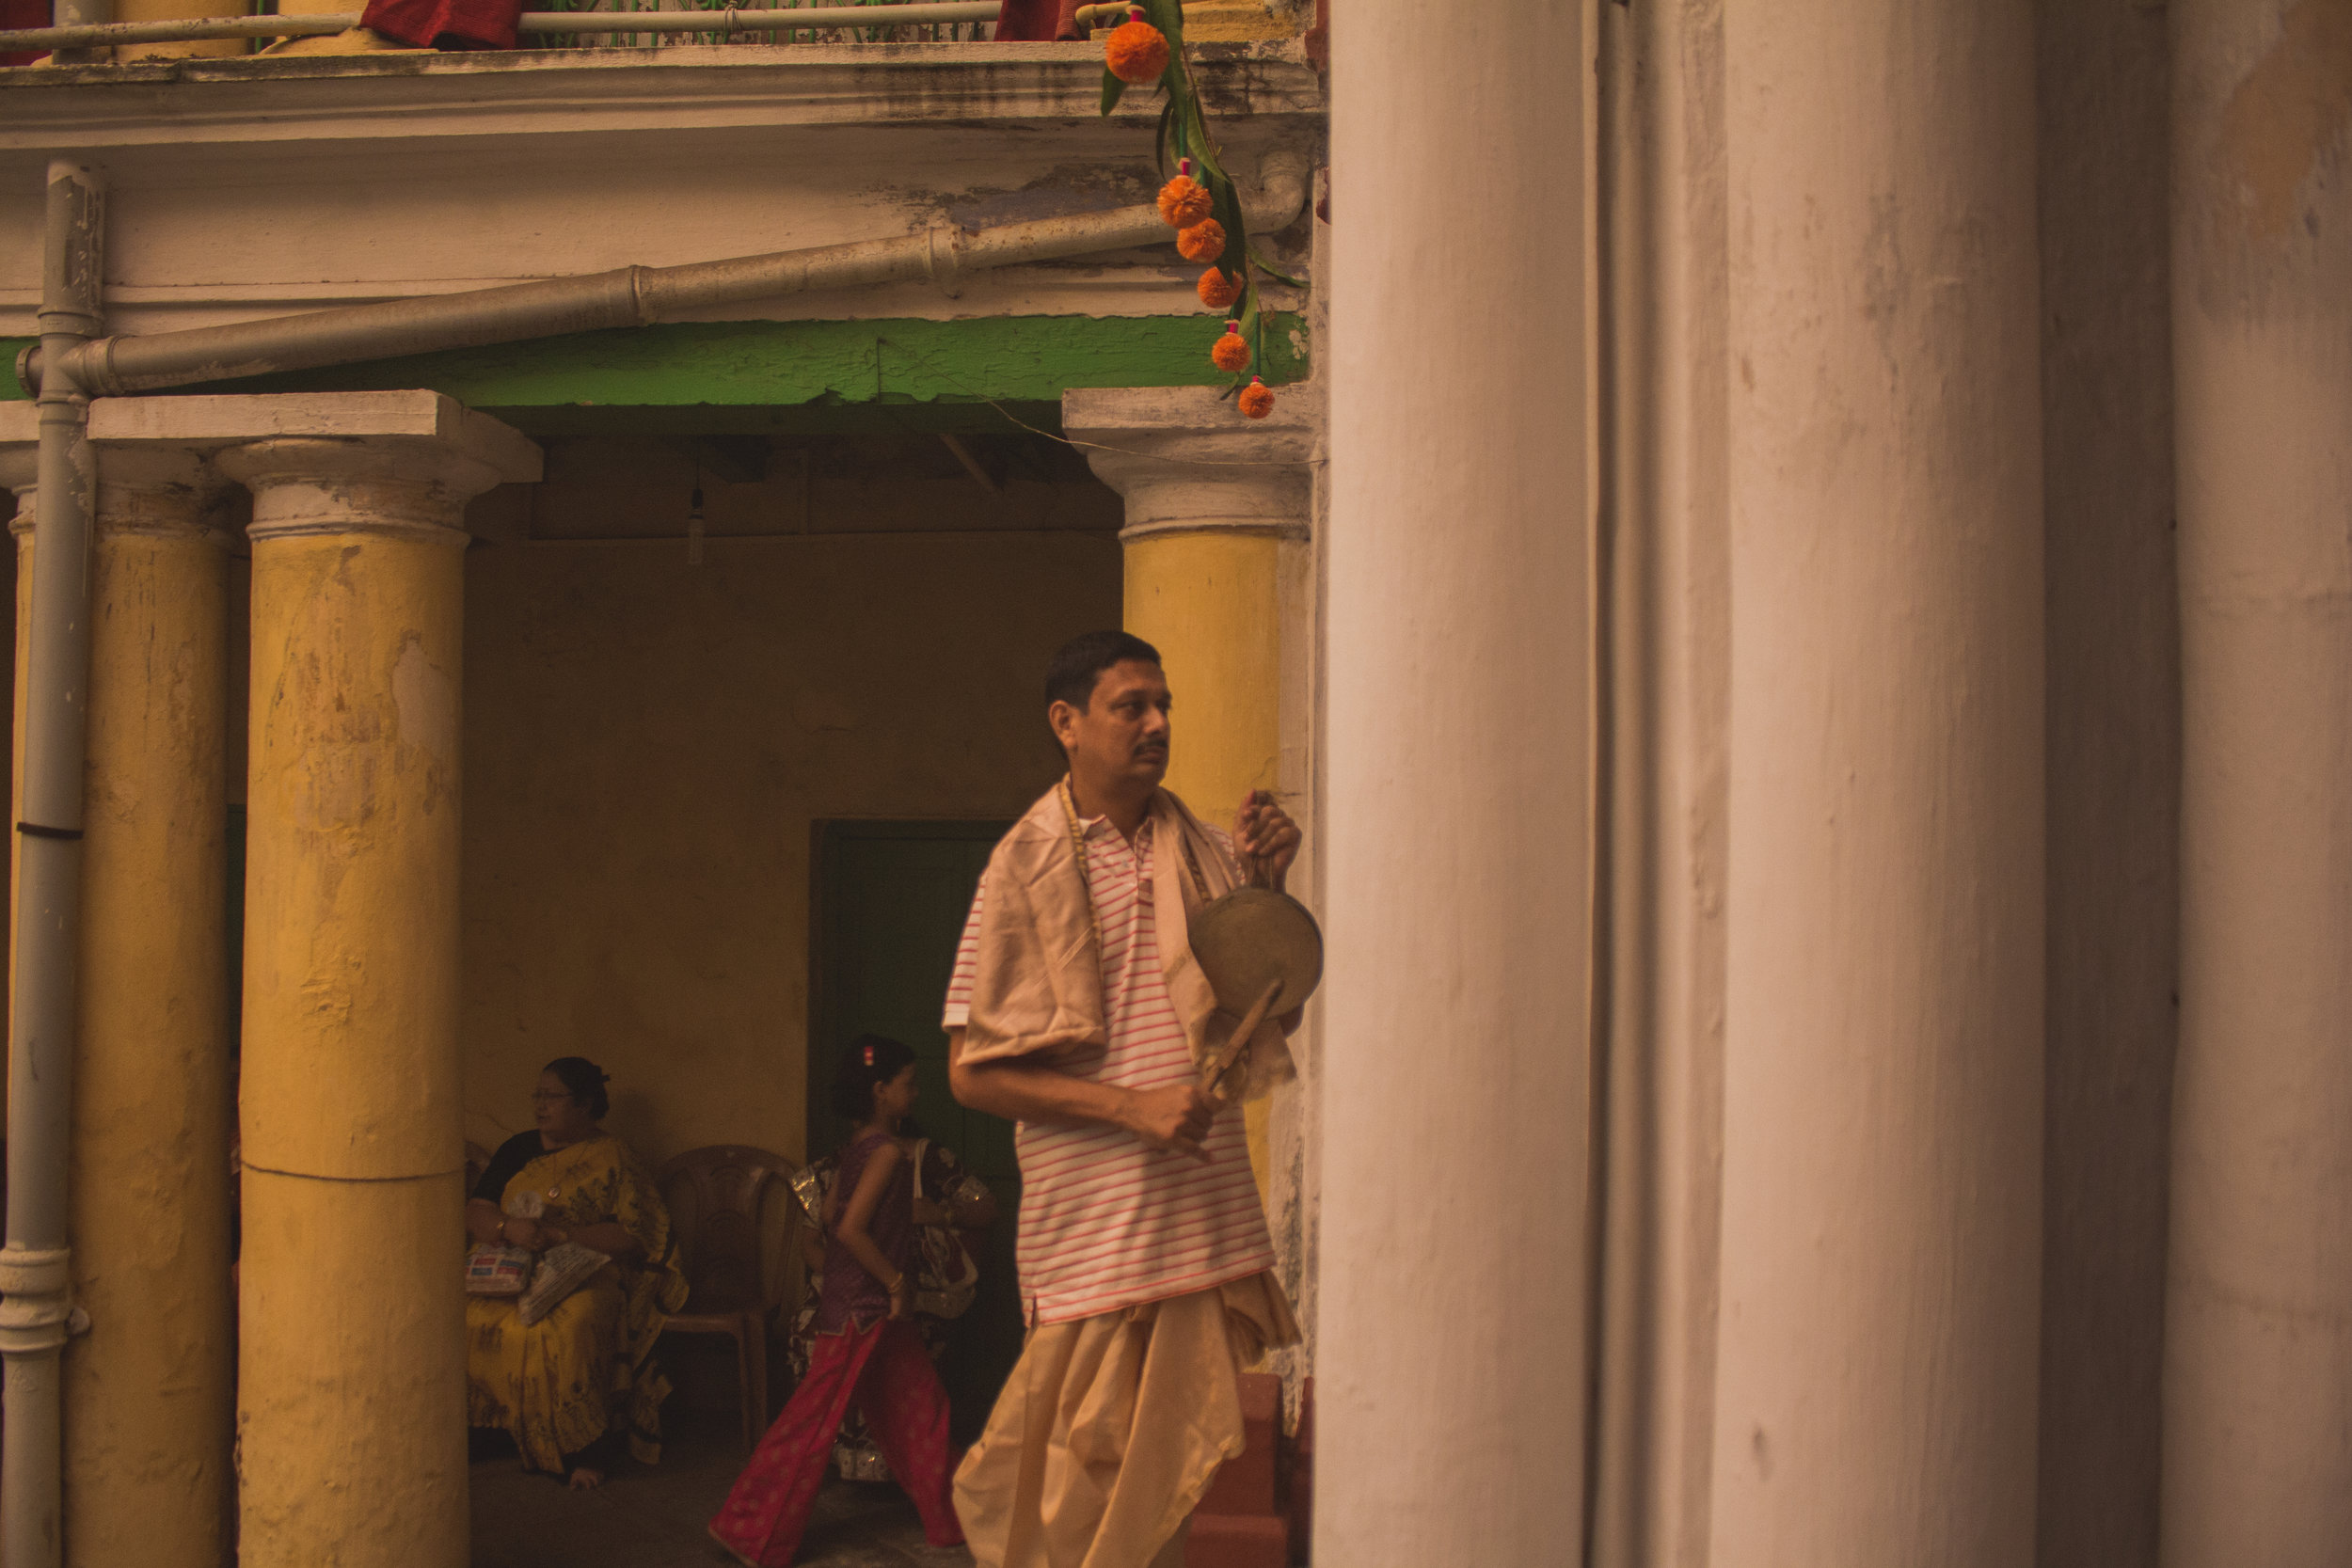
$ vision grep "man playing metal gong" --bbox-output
[946,629,1304,1568]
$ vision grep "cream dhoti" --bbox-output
[954,1275,1296,1568]
[946,784,1300,1566]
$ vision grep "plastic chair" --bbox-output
[656,1144,799,1449]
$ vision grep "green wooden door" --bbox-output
[809,819,1020,1439]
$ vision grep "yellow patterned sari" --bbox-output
[465,1132,689,1473]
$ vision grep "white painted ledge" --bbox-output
[0,40,1321,150]
[88,389,542,483]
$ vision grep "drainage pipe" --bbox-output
[0,2,997,50]
[19,150,1310,399]
[0,158,103,1568]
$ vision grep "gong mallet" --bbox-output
[1201,978,1286,1103]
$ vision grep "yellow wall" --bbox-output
[459,502,1120,1168]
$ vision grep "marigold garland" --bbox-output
[1196,266,1244,310]
[1157,173,1213,229]
[1211,322,1251,373]
[1101,1,1304,421]
[1104,9,1170,85]
[1175,218,1227,263]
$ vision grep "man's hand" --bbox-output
[1232,789,1302,889]
[954,1028,1218,1153]
[1120,1084,1219,1157]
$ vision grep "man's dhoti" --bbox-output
[953,1273,1299,1568]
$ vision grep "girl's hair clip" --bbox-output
[862,1043,876,1068]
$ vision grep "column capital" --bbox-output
[90,447,232,543]
[86,391,539,546]
[1,401,36,501]
[1062,384,1320,543]
[5,404,234,543]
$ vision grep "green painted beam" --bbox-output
[0,314,1309,436]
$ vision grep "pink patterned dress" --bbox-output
[708,1133,962,1566]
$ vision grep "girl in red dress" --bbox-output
[709,1037,964,1566]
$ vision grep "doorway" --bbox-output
[809,817,1023,1441]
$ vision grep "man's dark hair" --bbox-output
[1044,630,1162,714]
[542,1056,612,1120]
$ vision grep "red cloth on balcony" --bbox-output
[993,0,1083,41]
[2,0,52,66]
[359,0,523,50]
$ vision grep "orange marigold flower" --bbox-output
[1176,218,1227,264]
[1104,13,1169,85]
[1238,377,1275,420]
[1197,266,1244,309]
[1211,325,1251,373]
[1158,175,1213,230]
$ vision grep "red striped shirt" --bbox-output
[944,815,1274,1324]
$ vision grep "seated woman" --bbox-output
[466,1056,688,1489]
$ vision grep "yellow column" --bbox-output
[63,446,233,1568]
[1066,387,1316,1194]
[215,404,534,1568]
[1179,1,1295,42]
[1124,531,1283,824]
[111,0,251,61]
[1084,3,1295,42]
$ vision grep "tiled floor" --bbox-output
[469,1413,975,1568]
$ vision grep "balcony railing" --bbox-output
[533,0,995,46]
[0,0,1010,58]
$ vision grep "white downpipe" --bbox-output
[0,158,103,1568]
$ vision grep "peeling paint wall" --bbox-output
[457,445,1120,1165]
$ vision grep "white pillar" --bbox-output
[1712,1,2046,1563]
[1320,4,1589,1563]
[2161,4,2352,1562]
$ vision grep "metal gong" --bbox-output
[1190,887,1325,1098]
[1191,886,1325,1018]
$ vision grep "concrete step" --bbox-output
[1184,1513,1289,1568]
[1198,1370,1281,1516]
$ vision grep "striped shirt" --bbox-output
[944,813,1275,1325]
